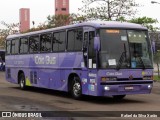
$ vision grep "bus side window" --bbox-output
[53,32,59,52]
[20,37,28,54]
[88,31,96,67]
[67,30,74,51]
[6,41,11,55]
[75,29,83,51]
[29,35,39,53]
[11,39,19,55]
[40,33,52,52]
[83,32,88,49]
[59,31,66,51]
[83,32,88,67]
[67,28,83,51]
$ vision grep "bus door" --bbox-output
[82,28,98,96]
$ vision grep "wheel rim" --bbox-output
[20,77,24,88]
[73,82,81,97]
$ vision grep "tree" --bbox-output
[154,51,160,77]
[129,16,159,31]
[80,0,139,21]
[24,14,87,33]
[0,21,19,48]
[46,14,87,28]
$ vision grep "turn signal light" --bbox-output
[101,77,117,82]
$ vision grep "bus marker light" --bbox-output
[104,86,110,91]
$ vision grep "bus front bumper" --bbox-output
[100,80,153,96]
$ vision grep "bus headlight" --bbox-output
[104,86,110,91]
[148,85,152,89]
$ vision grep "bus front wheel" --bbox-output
[71,77,82,99]
[19,73,26,90]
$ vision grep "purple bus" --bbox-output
[5,21,153,100]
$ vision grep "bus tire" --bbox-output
[113,95,126,100]
[19,73,26,90]
[71,77,82,99]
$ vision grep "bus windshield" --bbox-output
[99,29,153,69]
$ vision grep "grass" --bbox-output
[153,75,160,81]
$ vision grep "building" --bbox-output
[19,8,30,33]
[55,0,69,15]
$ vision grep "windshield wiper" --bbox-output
[137,56,145,70]
[116,51,127,70]
[116,44,127,70]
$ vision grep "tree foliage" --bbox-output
[0,21,19,48]
[25,14,87,33]
[80,0,138,21]
[129,17,159,31]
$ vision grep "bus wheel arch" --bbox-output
[68,73,82,99]
[18,70,26,89]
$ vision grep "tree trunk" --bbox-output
[157,63,160,78]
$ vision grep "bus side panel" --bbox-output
[59,52,84,92]
[5,56,18,84]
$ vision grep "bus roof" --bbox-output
[7,21,147,39]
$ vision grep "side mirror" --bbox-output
[94,37,100,51]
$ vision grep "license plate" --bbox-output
[125,86,133,90]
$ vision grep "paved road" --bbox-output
[0,71,160,120]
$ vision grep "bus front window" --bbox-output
[99,29,130,69]
[128,30,153,68]
[99,29,153,69]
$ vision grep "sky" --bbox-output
[0,0,160,29]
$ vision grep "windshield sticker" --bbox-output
[121,36,127,41]
[93,64,96,68]
[89,59,92,68]
[108,59,116,66]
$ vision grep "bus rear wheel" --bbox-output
[19,73,26,90]
[71,77,82,99]
[113,95,126,100]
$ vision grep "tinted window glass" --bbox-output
[100,29,130,69]
[75,29,83,51]
[53,31,66,52]
[20,38,28,54]
[29,36,39,53]
[40,33,52,52]
[53,33,59,52]
[88,31,95,61]
[11,39,19,54]
[67,28,83,51]
[59,32,66,51]
[6,41,11,54]
[67,30,74,51]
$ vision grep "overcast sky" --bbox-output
[0,0,160,28]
